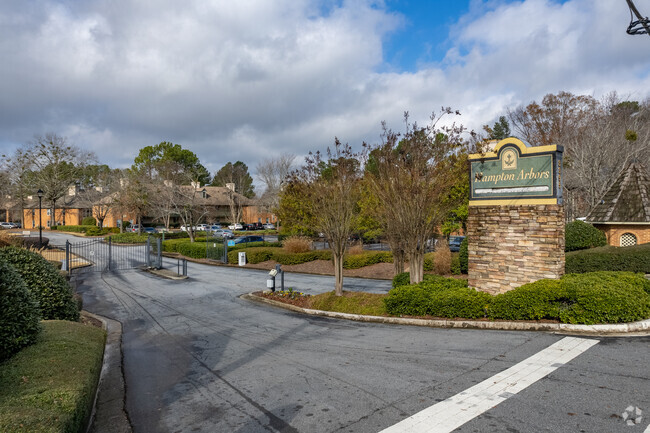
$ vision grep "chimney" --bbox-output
[163,179,173,188]
[191,181,200,189]
[95,186,104,193]
[225,183,235,192]
[68,185,77,196]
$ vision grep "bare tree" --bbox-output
[168,184,209,242]
[256,154,295,215]
[114,171,150,234]
[28,133,95,226]
[287,140,364,295]
[365,110,468,284]
[1,148,34,227]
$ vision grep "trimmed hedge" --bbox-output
[227,247,332,265]
[385,276,490,319]
[0,246,79,321]
[0,259,41,361]
[489,272,650,324]
[81,216,97,225]
[565,220,607,252]
[52,225,96,233]
[343,251,392,269]
[109,233,150,244]
[386,271,650,324]
[565,243,650,273]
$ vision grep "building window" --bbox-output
[620,233,637,247]
[47,209,51,216]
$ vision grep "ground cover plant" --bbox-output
[0,321,105,433]
[0,260,41,362]
[0,246,79,322]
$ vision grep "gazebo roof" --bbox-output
[586,162,650,224]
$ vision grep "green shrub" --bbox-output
[488,279,566,321]
[565,243,650,273]
[85,227,119,236]
[385,276,489,319]
[343,251,392,269]
[0,246,79,321]
[489,272,650,324]
[109,233,150,244]
[451,253,461,275]
[54,225,96,233]
[226,248,332,265]
[423,253,434,271]
[81,216,97,226]
[228,241,282,252]
[175,242,208,259]
[565,220,607,252]
[459,237,468,274]
[0,259,41,361]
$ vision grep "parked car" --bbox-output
[212,228,234,239]
[0,222,17,229]
[129,224,141,233]
[196,224,208,231]
[449,236,466,252]
[180,225,198,232]
[228,223,243,230]
[263,223,276,230]
[142,227,157,234]
[233,235,264,245]
[11,222,21,228]
[155,226,169,233]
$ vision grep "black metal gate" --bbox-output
[63,236,151,273]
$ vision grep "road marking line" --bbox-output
[380,337,599,433]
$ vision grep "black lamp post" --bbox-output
[37,189,43,248]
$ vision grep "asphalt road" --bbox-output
[47,232,650,433]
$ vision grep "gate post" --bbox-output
[146,236,151,268]
[108,236,112,271]
[65,241,71,276]
[157,237,162,269]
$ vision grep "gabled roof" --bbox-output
[586,162,650,224]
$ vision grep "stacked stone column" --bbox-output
[468,204,565,295]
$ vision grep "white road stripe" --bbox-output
[380,337,599,433]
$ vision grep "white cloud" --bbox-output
[0,0,648,182]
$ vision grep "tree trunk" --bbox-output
[393,249,405,275]
[409,250,424,284]
[333,252,344,296]
[137,215,142,234]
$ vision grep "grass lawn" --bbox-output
[0,320,106,433]
[311,291,387,316]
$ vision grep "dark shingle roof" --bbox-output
[586,162,650,223]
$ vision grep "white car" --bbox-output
[0,222,17,229]
[180,225,197,232]
[228,223,243,230]
[212,228,234,239]
[263,223,276,230]
[196,224,208,231]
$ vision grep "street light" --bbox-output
[37,189,43,248]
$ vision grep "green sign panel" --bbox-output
[469,138,563,205]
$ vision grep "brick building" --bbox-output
[586,162,650,246]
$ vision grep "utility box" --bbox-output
[267,279,274,289]
[238,251,246,266]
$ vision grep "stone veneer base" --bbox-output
[468,205,565,295]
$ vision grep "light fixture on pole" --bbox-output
[37,189,43,248]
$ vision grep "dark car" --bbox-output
[449,236,465,252]
[233,235,264,245]
[142,227,157,234]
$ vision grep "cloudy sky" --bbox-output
[1,0,649,184]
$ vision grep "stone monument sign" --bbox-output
[467,138,565,294]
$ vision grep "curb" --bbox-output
[82,311,132,433]
[242,293,650,336]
